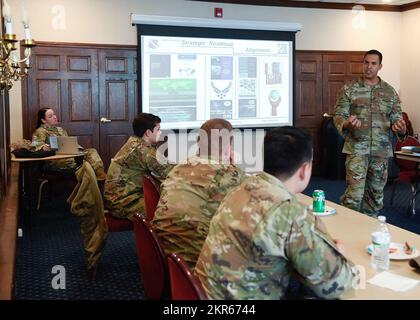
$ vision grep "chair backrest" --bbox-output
[133,213,169,300]
[143,174,161,222]
[395,136,420,171]
[402,112,414,137]
[167,253,207,300]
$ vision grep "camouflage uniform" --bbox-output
[67,161,108,276]
[195,172,358,300]
[333,78,407,217]
[104,136,171,220]
[151,156,244,270]
[32,124,104,174]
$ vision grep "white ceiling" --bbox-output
[289,0,417,5]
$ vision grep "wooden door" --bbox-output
[98,48,137,168]
[295,51,363,175]
[323,54,364,115]
[23,43,138,169]
[295,52,323,174]
[24,45,100,150]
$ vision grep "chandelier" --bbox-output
[1,0,35,93]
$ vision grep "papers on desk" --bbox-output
[368,271,419,292]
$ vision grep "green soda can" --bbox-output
[313,190,325,213]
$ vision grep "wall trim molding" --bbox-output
[131,14,302,31]
[29,41,137,50]
[400,0,420,11]
[188,0,420,12]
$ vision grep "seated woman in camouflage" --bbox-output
[32,108,106,179]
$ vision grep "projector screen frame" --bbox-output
[136,21,299,131]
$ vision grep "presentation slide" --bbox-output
[141,35,293,130]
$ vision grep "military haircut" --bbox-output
[198,118,233,158]
[364,49,383,64]
[264,126,313,179]
[132,113,161,137]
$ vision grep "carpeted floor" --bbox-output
[14,176,420,299]
[14,192,144,300]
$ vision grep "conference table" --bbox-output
[297,193,420,299]
[394,150,420,216]
[11,152,85,213]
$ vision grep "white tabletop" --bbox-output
[297,193,420,300]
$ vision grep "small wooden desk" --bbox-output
[394,150,420,164]
[297,193,420,300]
[11,153,85,213]
[11,152,86,163]
[395,151,420,215]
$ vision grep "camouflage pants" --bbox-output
[341,154,388,217]
[105,196,145,221]
[84,148,105,174]
[45,148,104,175]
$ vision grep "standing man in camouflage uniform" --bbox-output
[151,119,244,269]
[195,126,358,300]
[334,50,407,217]
[104,113,171,220]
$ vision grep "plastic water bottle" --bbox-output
[371,216,391,271]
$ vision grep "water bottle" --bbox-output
[371,216,391,271]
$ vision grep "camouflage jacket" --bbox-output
[32,125,71,149]
[195,172,357,300]
[104,136,171,220]
[67,161,108,271]
[333,78,407,157]
[151,155,244,269]
[32,125,75,170]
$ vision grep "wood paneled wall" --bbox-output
[23,42,137,169]
[295,50,364,174]
[22,44,364,175]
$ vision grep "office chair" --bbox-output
[390,136,420,214]
[36,166,77,211]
